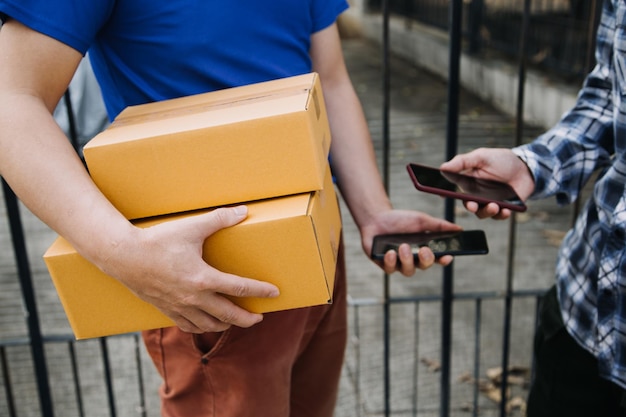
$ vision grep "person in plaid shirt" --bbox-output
[442,1,626,415]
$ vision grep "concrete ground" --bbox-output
[0,36,574,416]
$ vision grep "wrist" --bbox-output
[72,213,138,274]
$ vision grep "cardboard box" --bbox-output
[83,73,331,219]
[43,167,341,339]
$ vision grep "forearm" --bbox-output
[325,80,393,228]
[302,23,462,274]
[0,92,134,266]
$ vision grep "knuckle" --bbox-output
[232,282,249,298]
[216,309,239,325]
[176,321,200,334]
[210,207,226,221]
[199,320,230,333]
[210,207,232,226]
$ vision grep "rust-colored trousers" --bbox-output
[142,241,347,417]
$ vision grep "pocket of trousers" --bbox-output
[193,330,231,360]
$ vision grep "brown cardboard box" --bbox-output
[83,72,331,220]
[43,168,341,339]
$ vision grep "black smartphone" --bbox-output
[371,230,489,262]
[406,162,527,212]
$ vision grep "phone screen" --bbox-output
[371,230,489,261]
[406,163,526,212]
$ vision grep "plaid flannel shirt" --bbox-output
[513,0,626,388]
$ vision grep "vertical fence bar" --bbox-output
[572,0,601,224]
[100,338,117,417]
[134,334,148,417]
[1,346,17,417]
[380,0,391,201]
[472,299,482,417]
[68,341,85,417]
[441,1,463,416]
[584,0,602,81]
[468,0,484,55]
[499,1,530,415]
[63,90,80,153]
[381,0,392,415]
[530,295,543,385]
[445,0,462,163]
[1,179,55,417]
[412,302,420,417]
[353,303,362,415]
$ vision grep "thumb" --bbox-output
[182,205,249,239]
[440,155,468,173]
[441,150,484,174]
[208,205,249,231]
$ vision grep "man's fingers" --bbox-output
[437,254,454,267]
[209,272,280,299]
[193,298,263,331]
[168,313,230,334]
[176,205,249,239]
[413,215,462,234]
[172,306,254,334]
[415,247,435,270]
[382,246,412,276]
[206,205,249,231]
[397,243,417,275]
[382,250,399,275]
[169,289,268,333]
[475,202,510,219]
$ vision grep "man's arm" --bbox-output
[309,22,461,276]
[0,19,278,333]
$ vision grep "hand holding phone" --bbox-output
[406,163,527,212]
[371,230,489,263]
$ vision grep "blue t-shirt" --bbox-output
[0,0,348,119]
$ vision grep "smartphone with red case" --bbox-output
[406,162,527,212]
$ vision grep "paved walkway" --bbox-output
[0,37,574,416]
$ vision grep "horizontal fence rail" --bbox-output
[0,290,547,417]
[0,333,154,417]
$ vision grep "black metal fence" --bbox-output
[0,333,153,417]
[366,0,602,82]
[344,290,545,416]
[0,291,544,417]
[0,1,600,416]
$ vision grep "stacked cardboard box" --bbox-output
[44,73,342,339]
